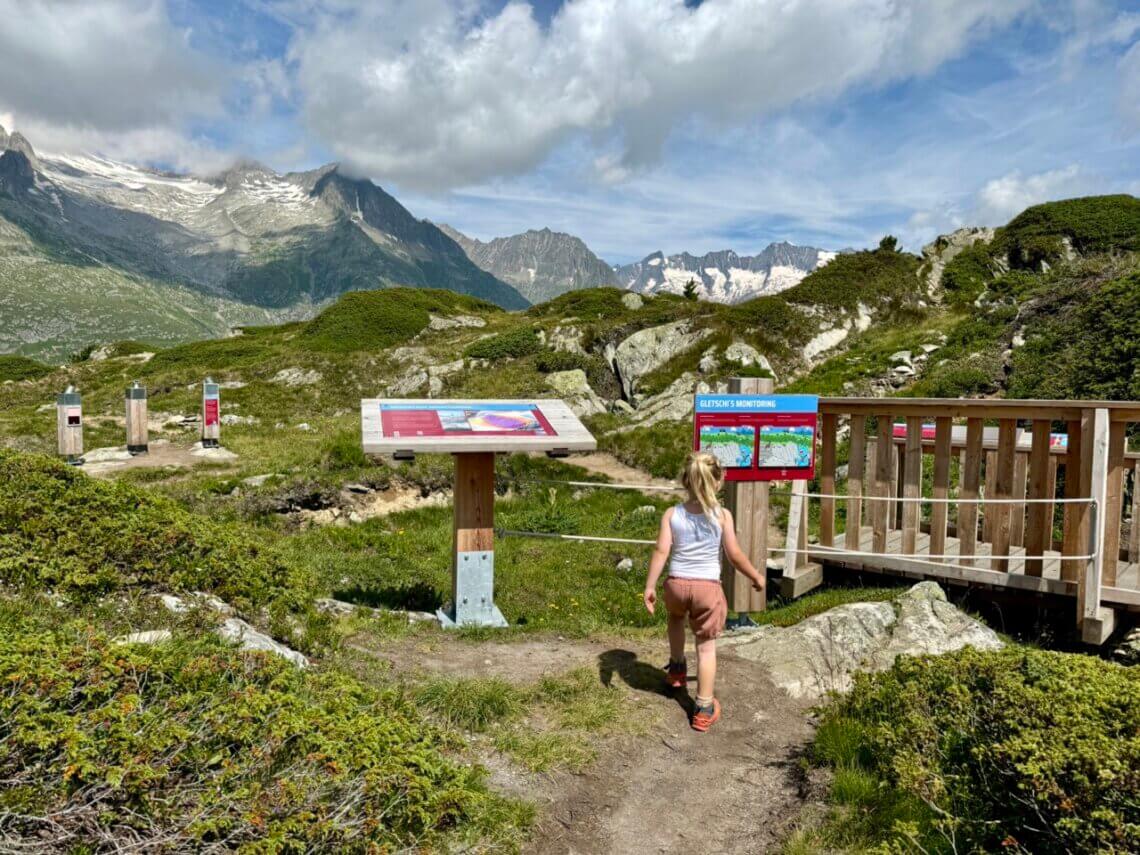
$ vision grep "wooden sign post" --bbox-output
[125,381,148,454]
[201,378,220,448]
[56,386,84,465]
[721,376,772,620]
[361,398,596,628]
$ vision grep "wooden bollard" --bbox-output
[201,377,220,448]
[56,386,84,465]
[125,381,148,454]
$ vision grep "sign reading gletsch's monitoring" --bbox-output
[693,394,819,482]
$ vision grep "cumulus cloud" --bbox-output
[0,0,223,132]
[288,0,1031,190]
[973,165,1101,224]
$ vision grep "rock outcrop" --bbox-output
[921,227,995,294]
[724,582,1002,700]
[546,369,607,417]
[611,320,713,401]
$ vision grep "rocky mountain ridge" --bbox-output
[438,225,618,304]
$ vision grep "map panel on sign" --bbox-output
[698,424,755,468]
[758,425,814,469]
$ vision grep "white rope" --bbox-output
[520,477,682,493]
[496,528,656,546]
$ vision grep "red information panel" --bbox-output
[380,402,557,439]
[693,394,819,482]
[203,397,219,427]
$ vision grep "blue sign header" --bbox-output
[694,394,819,414]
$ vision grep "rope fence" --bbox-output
[498,476,1101,567]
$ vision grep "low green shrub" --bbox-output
[535,349,591,373]
[814,647,1140,853]
[1009,272,1140,402]
[301,287,495,353]
[0,355,52,382]
[464,326,543,361]
[998,194,1140,261]
[0,450,312,609]
[0,609,528,852]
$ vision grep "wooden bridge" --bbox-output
[778,398,1140,644]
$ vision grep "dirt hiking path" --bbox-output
[564,452,684,495]
[529,645,814,854]
[360,634,815,854]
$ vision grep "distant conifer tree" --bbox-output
[879,235,899,252]
[683,277,699,300]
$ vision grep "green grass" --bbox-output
[414,676,527,732]
[0,354,52,382]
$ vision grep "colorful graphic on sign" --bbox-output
[65,406,82,426]
[693,394,818,481]
[381,402,555,438]
[698,424,755,468]
[203,398,219,427]
[759,425,814,469]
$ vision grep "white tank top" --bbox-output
[668,504,723,581]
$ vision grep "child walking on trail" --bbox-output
[643,451,766,732]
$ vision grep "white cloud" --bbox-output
[974,165,1099,224]
[1121,40,1140,132]
[0,1,223,132]
[288,0,1031,190]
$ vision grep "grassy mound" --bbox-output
[300,287,497,353]
[997,194,1140,267]
[0,451,311,609]
[464,326,543,361]
[0,355,52,383]
[0,605,527,852]
[1009,271,1140,402]
[808,647,1140,853]
[783,245,922,312]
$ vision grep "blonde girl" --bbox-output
[643,451,765,732]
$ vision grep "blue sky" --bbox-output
[1,0,1138,263]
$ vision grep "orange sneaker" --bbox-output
[691,698,721,732]
[665,661,687,689]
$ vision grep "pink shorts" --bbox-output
[663,577,728,641]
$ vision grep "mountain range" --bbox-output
[615,243,837,303]
[0,127,835,360]
[0,128,524,360]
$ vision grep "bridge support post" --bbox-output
[1081,408,1116,645]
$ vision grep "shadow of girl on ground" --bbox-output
[598,649,695,718]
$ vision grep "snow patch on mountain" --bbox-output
[617,242,836,304]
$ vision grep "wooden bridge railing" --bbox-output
[790,398,1140,645]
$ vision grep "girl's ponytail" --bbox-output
[681,451,725,526]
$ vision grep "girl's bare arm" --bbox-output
[721,509,765,590]
[643,510,674,614]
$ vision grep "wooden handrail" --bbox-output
[820,397,1140,422]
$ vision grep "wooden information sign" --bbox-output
[361,398,597,628]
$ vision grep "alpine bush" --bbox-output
[464,326,543,361]
[815,647,1140,854]
[0,451,312,610]
[0,609,528,852]
[0,355,51,383]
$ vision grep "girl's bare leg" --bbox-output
[667,614,686,662]
[695,637,717,701]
